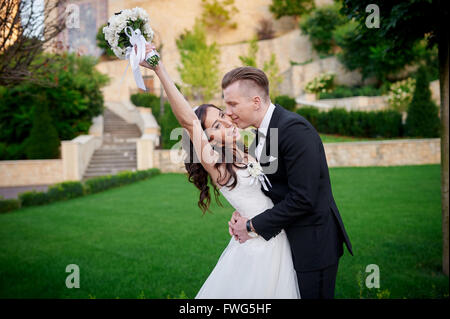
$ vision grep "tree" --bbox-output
[238,37,283,99]
[405,66,440,138]
[263,54,283,100]
[340,0,449,276]
[24,97,60,159]
[176,21,220,101]
[269,0,315,19]
[299,3,347,56]
[238,36,258,67]
[0,0,69,86]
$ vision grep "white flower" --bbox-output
[247,161,263,178]
[103,7,155,60]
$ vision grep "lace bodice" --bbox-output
[219,167,274,219]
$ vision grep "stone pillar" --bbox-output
[137,136,155,170]
[61,141,81,181]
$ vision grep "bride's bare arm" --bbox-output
[141,46,220,180]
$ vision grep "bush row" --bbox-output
[296,107,404,138]
[0,168,161,214]
[318,85,383,99]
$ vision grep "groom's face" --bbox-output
[223,81,258,129]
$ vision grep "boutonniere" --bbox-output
[247,161,272,191]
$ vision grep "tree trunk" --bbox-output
[438,17,449,276]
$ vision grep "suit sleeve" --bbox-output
[251,120,321,241]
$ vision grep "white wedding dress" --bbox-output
[195,167,301,299]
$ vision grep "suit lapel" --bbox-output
[248,136,257,159]
[259,104,282,166]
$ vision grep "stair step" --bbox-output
[84,166,136,171]
[89,161,136,165]
[83,168,138,174]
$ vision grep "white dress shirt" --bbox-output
[255,103,276,161]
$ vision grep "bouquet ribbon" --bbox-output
[119,26,158,91]
[248,172,273,192]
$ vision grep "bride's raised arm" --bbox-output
[140,45,220,179]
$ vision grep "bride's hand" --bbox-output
[139,43,159,70]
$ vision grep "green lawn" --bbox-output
[0,165,447,298]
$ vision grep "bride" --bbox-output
[140,44,300,299]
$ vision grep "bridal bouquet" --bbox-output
[103,7,160,90]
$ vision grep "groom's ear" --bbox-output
[252,95,262,110]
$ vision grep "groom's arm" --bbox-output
[251,119,321,241]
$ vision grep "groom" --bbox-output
[226,67,353,299]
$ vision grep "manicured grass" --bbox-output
[0,165,447,298]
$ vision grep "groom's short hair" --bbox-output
[222,67,269,101]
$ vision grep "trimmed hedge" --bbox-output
[84,168,160,194]
[297,106,403,138]
[318,85,382,99]
[1,168,161,213]
[0,197,20,214]
[274,95,297,111]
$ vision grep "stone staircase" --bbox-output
[82,108,141,181]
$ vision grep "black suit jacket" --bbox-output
[250,104,353,272]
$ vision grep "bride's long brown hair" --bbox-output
[182,104,248,214]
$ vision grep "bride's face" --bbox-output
[203,107,241,146]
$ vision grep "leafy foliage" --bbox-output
[269,0,315,19]
[263,54,283,100]
[387,78,416,113]
[200,0,239,31]
[238,37,283,100]
[405,66,440,138]
[337,0,442,83]
[0,52,110,160]
[304,73,335,95]
[297,106,404,138]
[299,3,347,56]
[318,85,383,99]
[96,24,116,58]
[176,21,220,101]
[274,95,296,111]
[239,37,258,67]
[23,99,60,159]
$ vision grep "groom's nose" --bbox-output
[225,105,233,117]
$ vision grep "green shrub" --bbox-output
[387,78,416,112]
[269,0,315,19]
[296,107,403,138]
[319,85,382,99]
[46,181,85,202]
[405,66,440,138]
[0,198,20,213]
[84,168,161,195]
[274,95,297,111]
[296,106,320,128]
[159,105,182,150]
[24,99,60,159]
[201,0,239,31]
[19,190,51,207]
[304,73,335,95]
